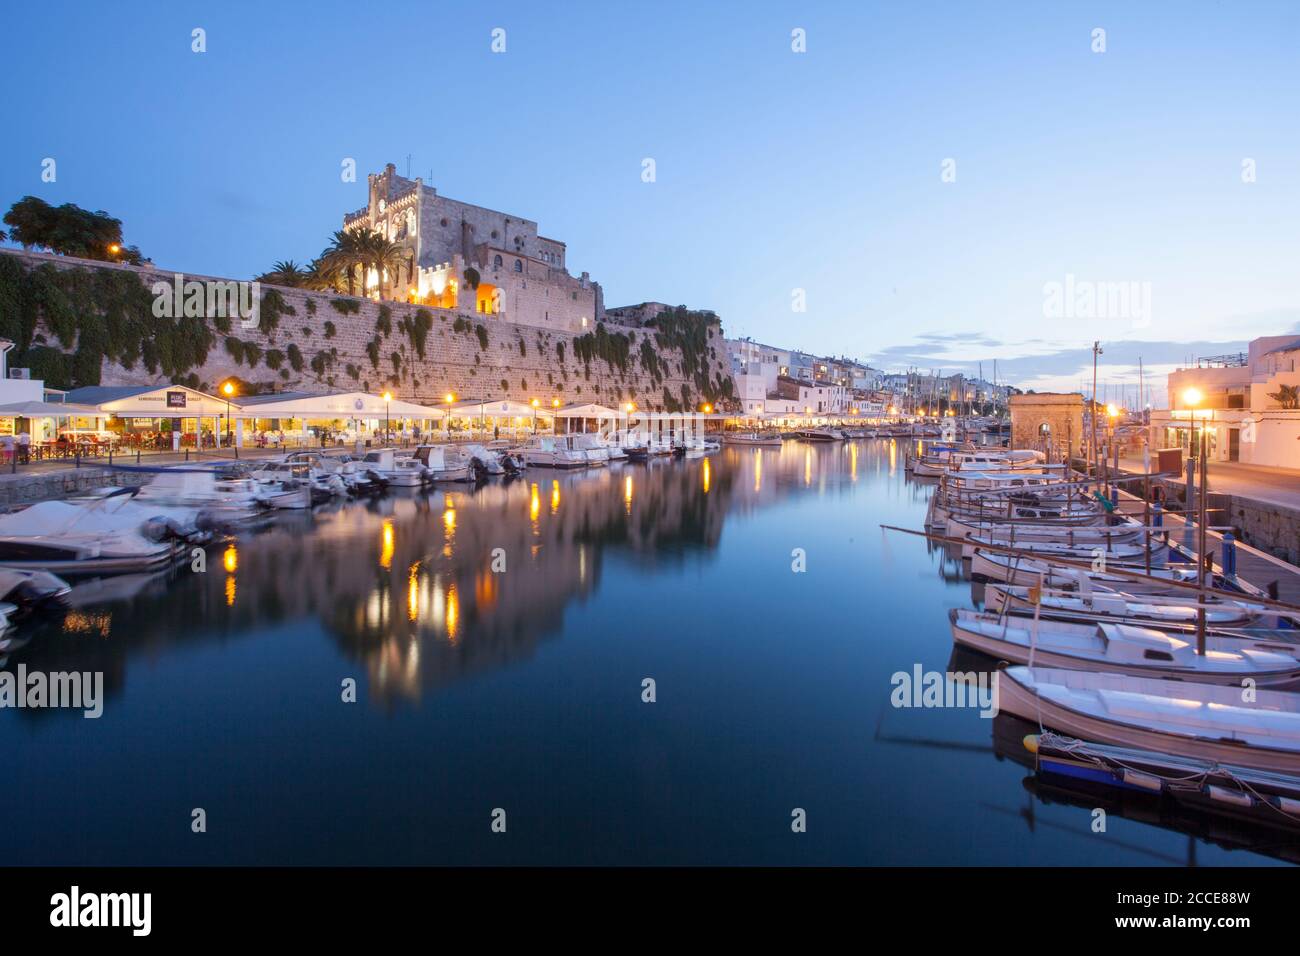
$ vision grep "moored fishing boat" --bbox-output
[724,432,783,446]
[998,665,1300,775]
[949,609,1300,684]
[982,583,1273,629]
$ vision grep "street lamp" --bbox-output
[382,391,392,445]
[444,392,455,437]
[531,398,540,434]
[552,397,561,434]
[221,380,236,447]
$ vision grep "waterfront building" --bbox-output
[1148,335,1300,467]
[343,163,603,334]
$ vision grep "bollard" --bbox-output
[1222,531,1237,578]
[136,448,141,465]
[1153,501,1162,527]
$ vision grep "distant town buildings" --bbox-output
[1149,334,1300,468]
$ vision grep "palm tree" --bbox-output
[304,256,346,293]
[354,229,405,300]
[256,259,309,287]
[1267,384,1299,409]
[319,230,366,297]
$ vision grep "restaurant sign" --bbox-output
[166,391,187,409]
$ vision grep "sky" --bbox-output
[4,0,1300,400]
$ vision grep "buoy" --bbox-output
[1023,734,1039,755]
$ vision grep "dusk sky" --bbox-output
[5,0,1300,399]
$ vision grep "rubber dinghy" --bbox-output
[950,609,1300,685]
[998,665,1300,775]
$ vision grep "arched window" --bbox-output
[514,259,523,273]
[493,254,502,269]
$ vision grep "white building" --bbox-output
[1148,335,1300,468]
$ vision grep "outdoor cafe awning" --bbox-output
[448,399,552,419]
[232,391,444,420]
[0,401,104,417]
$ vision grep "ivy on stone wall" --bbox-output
[0,255,214,389]
[330,298,360,315]
[376,305,392,337]
[286,343,304,372]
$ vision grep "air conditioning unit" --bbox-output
[8,368,30,380]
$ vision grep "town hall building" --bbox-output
[343,163,604,334]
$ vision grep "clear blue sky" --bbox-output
[4,0,1299,396]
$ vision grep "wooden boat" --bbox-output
[998,665,1300,775]
[793,428,841,442]
[1025,731,1300,830]
[983,583,1272,629]
[723,432,783,447]
[969,548,1203,593]
[950,608,1300,684]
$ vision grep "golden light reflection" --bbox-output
[408,561,421,622]
[702,457,711,494]
[444,506,456,531]
[380,519,395,569]
[624,474,633,512]
[222,544,238,573]
[849,442,858,481]
[225,575,237,607]
[529,482,541,523]
[754,449,762,492]
[889,438,897,474]
[551,479,561,513]
[804,447,812,486]
[445,583,460,642]
[62,611,112,637]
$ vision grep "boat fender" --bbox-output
[1275,796,1300,815]
[1120,769,1164,793]
[1022,735,1039,755]
[1206,785,1254,808]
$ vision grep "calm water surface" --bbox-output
[3,440,1291,865]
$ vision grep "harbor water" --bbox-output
[2,440,1290,865]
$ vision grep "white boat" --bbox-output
[0,568,72,609]
[983,583,1270,628]
[359,449,427,487]
[133,469,268,520]
[411,445,472,482]
[947,515,1146,558]
[950,608,1300,684]
[794,428,841,442]
[523,436,588,468]
[723,432,783,447]
[566,434,610,466]
[0,494,198,573]
[999,666,1300,775]
[248,461,320,506]
[457,444,506,475]
[970,548,1202,592]
[282,453,352,497]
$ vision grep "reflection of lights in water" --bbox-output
[226,575,236,607]
[551,480,560,513]
[62,610,112,637]
[624,474,633,511]
[380,519,395,569]
[804,448,812,486]
[702,457,711,494]
[529,482,540,523]
[849,442,858,481]
[754,450,762,492]
[475,570,497,610]
[223,544,238,573]
[366,588,391,629]
[579,545,586,583]
[888,439,897,474]
[408,561,420,622]
[443,507,456,531]
[431,573,444,627]
[446,584,459,642]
